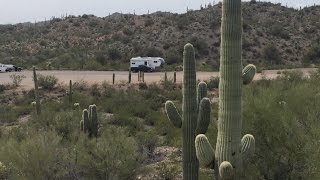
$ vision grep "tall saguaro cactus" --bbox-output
[33,66,41,115]
[165,43,211,180]
[195,0,256,179]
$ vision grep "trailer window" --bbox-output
[132,63,135,64]
[154,61,157,63]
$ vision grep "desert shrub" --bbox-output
[302,44,320,64]
[270,24,290,39]
[263,44,282,64]
[89,83,101,97]
[77,127,140,179]
[242,76,320,179]
[37,74,58,90]
[0,131,70,179]
[9,74,26,87]
[107,47,122,61]
[0,85,5,93]
[73,79,88,91]
[190,36,209,56]
[165,49,181,65]
[205,76,220,90]
[144,18,154,27]
[143,47,163,57]
[138,82,148,90]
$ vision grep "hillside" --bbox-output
[0,1,320,70]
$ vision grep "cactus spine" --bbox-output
[33,66,41,115]
[81,104,98,138]
[195,0,256,179]
[165,43,211,180]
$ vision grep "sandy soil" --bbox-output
[0,68,317,90]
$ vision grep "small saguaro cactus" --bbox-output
[80,104,98,138]
[112,73,115,84]
[128,69,132,83]
[165,43,211,180]
[67,80,73,103]
[194,0,256,179]
[174,71,177,83]
[33,66,41,115]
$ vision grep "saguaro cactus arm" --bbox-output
[82,109,89,133]
[195,134,215,168]
[241,134,255,165]
[219,161,234,180]
[196,98,211,134]
[165,101,182,128]
[197,81,208,105]
[242,64,256,85]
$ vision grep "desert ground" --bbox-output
[0,68,317,90]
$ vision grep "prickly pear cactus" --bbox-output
[195,0,256,179]
[165,43,211,180]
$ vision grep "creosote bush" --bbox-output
[37,74,58,90]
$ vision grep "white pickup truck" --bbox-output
[0,64,8,73]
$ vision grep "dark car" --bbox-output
[131,65,153,72]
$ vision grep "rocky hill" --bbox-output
[0,1,320,71]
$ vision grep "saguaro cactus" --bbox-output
[195,0,256,179]
[33,66,41,115]
[67,80,73,103]
[81,104,98,138]
[165,43,211,180]
[128,69,132,83]
[112,73,115,84]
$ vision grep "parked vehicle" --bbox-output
[4,64,22,72]
[0,64,8,73]
[130,57,165,72]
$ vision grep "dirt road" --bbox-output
[0,68,317,90]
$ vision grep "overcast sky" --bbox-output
[0,0,318,24]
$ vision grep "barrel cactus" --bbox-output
[195,0,256,179]
[81,104,98,138]
[165,43,211,180]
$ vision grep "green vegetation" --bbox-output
[0,71,320,179]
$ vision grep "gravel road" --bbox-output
[0,68,317,90]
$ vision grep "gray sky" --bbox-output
[0,0,318,24]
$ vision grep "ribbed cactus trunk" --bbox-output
[165,44,211,180]
[182,44,198,180]
[215,0,243,178]
[33,66,41,115]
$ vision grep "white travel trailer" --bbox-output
[130,57,165,72]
